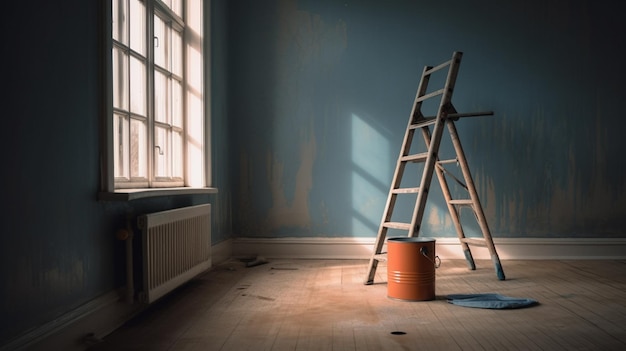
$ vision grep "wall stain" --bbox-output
[266,127,316,230]
[237,0,347,235]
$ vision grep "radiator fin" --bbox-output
[138,204,211,303]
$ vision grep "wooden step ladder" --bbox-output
[364,51,505,285]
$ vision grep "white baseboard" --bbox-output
[232,237,626,260]
[211,239,233,265]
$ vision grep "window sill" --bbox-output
[98,187,218,201]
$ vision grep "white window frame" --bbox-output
[100,0,214,200]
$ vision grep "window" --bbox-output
[103,0,209,195]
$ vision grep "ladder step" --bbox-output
[437,158,457,165]
[416,88,445,102]
[423,111,494,120]
[424,59,452,75]
[410,118,436,129]
[392,187,420,194]
[383,222,411,230]
[448,199,473,206]
[373,253,388,261]
[460,238,488,247]
[401,152,428,163]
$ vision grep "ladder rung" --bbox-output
[416,88,445,102]
[392,187,420,194]
[437,158,457,165]
[373,253,388,261]
[448,111,494,119]
[424,59,452,75]
[410,118,436,129]
[383,222,411,230]
[421,111,494,121]
[401,152,428,163]
[448,199,473,206]
[460,238,487,247]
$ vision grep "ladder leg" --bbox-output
[364,258,379,285]
[364,227,387,285]
[446,119,505,280]
[464,247,477,270]
[492,254,505,281]
[422,126,476,271]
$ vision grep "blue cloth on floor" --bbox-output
[447,293,538,309]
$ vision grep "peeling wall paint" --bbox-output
[266,128,316,230]
[231,0,347,236]
[229,0,626,239]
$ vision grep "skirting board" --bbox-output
[211,239,233,265]
[232,237,626,260]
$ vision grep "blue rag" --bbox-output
[447,293,538,309]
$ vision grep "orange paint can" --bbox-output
[387,237,438,301]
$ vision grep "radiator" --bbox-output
[137,204,211,303]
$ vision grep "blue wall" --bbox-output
[0,0,232,345]
[228,0,626,239]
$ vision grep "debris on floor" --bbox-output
[243,256,268,268]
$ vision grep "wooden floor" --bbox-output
[89,259,626,351]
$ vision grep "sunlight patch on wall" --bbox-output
[351,113,389,236]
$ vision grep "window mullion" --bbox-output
[146,0,155,187]
[167,23,173,180]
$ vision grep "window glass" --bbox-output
[172,28,182,76]
[129,0,146,55]
[154,14,166,69]
[154,126,169,178]
[154,70,168,123]
[130,118,147,178]
[129,56,146,116]
[112,47,128,110]
[112,0,128,45]
[114,113,129,178]
[172,79,182,126]
[172,130,183,178]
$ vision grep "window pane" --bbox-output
[112,0,128,45]
[112,47,129,110]
[154,14,166,69]
[155,71,168,123]
[161,0,183,17]
[154,126,169,177]
[172,28,182,76]
[129,56,146,115]
[171,0,183,17]
[130,118,147,178]
[172,130,183,178]
[172,79,182,126]
[130,0,145,55]
[114,113,129,178]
